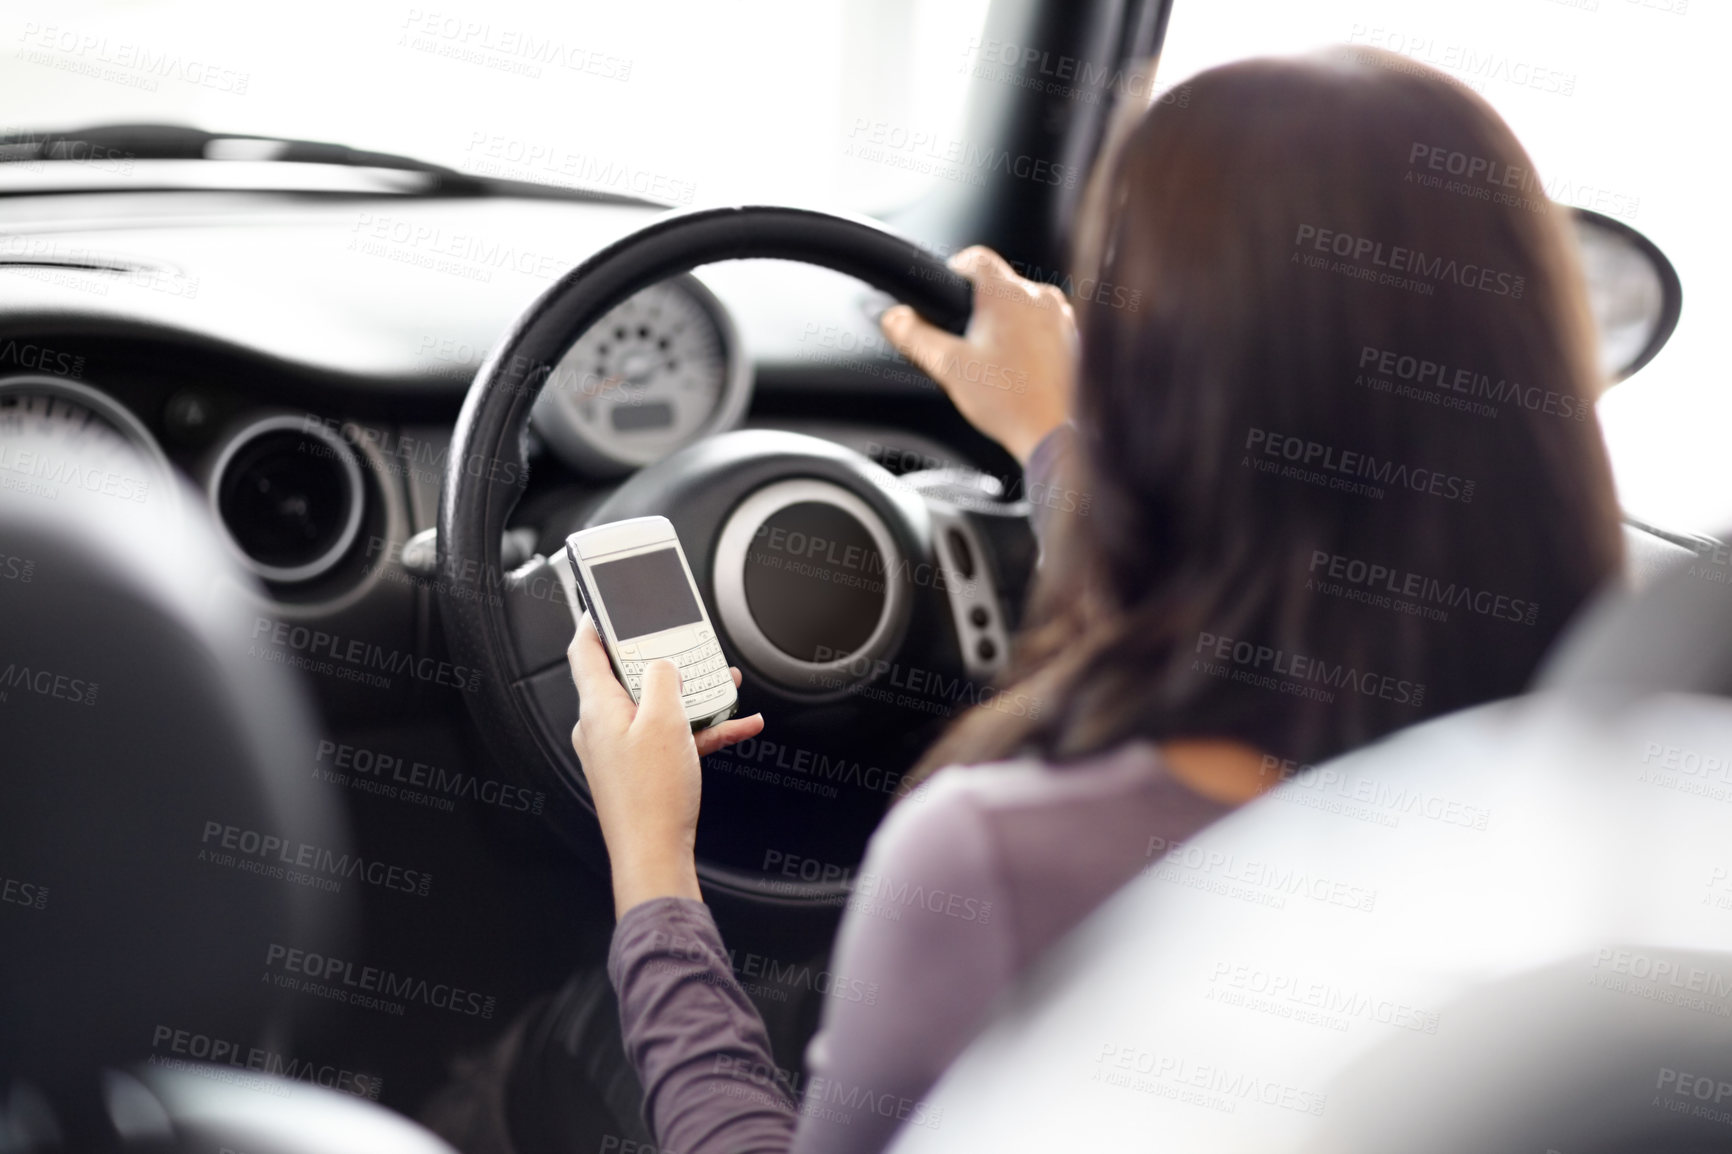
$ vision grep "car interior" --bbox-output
[0,0,1722,1149]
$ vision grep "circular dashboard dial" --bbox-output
[531,275,750,476]
[0,376,172,507]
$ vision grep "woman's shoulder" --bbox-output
[871,741,1172,869]
[900,740,1171,816]
[865,741,1213,970]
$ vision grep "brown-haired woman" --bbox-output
[551,48,1622,1154]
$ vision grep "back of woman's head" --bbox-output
[916,48,1623,777]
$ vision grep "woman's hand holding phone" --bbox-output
[566,614,765,918]
[881,245,1078,465]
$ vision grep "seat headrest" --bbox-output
[887,691,1732,1153]
[1540,525,1732,699]
[0,434,352,1089]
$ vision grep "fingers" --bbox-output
[882,305,968,389]
[632,658,686,730]
[729,666,743,689]
[949,244,1015,286]
[953,245,1065,314]
[694,712,766,758]
[567,615,632,719]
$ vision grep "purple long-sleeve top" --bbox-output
[606,429,1234,1154]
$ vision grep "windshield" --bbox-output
[1160,0,1726,535]
[1,0,989,213]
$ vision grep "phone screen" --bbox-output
[589,547,703,641]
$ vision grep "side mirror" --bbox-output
[1570,207,1682,383]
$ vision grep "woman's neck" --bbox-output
[1159,739,1281,805]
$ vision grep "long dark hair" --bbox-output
[909,49,1622,783]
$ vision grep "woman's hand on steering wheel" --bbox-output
[566,614,765,918]
[881,245,1077,465]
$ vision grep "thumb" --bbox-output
[633,658,686,729]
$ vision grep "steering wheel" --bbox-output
[438,205,1002,906]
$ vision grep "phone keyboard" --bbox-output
[620,641,731,699]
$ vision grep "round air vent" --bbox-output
[207,416,364,583]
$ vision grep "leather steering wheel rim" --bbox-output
[437,205,973,900]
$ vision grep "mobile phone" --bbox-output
[550,515,738,731]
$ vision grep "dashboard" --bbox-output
[0,186,1018,714]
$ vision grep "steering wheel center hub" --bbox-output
[714,478,907,691]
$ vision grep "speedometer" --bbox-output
[531,274,750,476]
[0,375,172,508]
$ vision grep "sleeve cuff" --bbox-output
[608,896,725,987]
[1023,422,1077,552]
[1023,422,1074,488]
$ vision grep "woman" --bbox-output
[563,48,1622,1154]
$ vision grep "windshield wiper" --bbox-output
[0,123,660,205]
